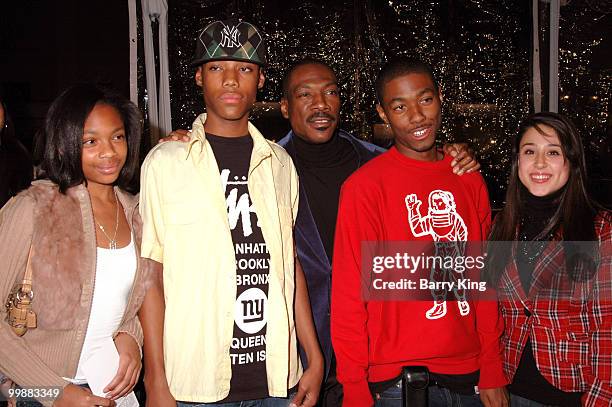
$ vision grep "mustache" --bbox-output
[306,112,336,123]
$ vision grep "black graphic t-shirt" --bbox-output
[207,134,270,402]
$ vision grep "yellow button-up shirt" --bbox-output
[140,114,302,402]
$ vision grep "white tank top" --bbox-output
[72,238,137,383]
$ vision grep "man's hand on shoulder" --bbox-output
[158,129,190,144]
[442,143,481,175]
[479,386,509,407]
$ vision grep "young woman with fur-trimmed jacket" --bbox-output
[0,85,155,406]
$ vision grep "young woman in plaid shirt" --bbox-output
[488,112,611,406]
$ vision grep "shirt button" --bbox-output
[523,308,531,317]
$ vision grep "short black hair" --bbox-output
[282,58,335,98]
[36,84,142,194]
[375,57,439,104]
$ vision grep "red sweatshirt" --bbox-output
[331,147,506,406]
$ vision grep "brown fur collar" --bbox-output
[23,181,142,329]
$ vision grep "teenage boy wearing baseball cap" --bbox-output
[139,19,323,407]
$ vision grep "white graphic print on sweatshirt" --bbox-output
[405,190,470,320]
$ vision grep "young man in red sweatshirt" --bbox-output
[331,58,508,407]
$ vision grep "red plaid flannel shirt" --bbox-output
[497,211,612,406]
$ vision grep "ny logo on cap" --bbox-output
[220,25,241,48]
[193,19,266,66]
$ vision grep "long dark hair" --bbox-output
[35,84,142,194]
[487,112,598,282]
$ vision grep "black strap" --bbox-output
[429,370,479,396]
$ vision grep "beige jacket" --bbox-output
[0,180,154,405]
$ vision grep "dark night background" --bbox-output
[1,0,610,210]
[0,1,610,405]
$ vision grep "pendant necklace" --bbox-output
[96,191,119,249]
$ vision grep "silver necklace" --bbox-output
[96,191,119,249]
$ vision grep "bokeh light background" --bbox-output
[149,0,611,208]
